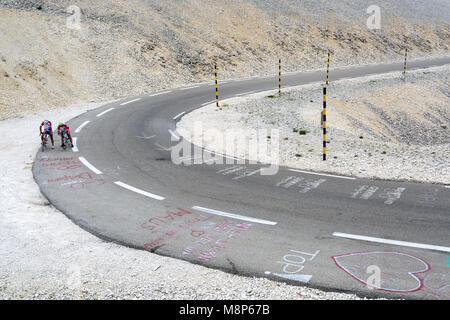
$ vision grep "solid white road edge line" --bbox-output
[332,232,450,253]
[96,108,115,117]
[72,137,79,152]
[236,91,255,96]
[173,111,185,120]
[179,85,200,90]
[114,181,165,201]
[120,98,141,106]
[289,169,356,180]
[201,100,215,106]
[148,90,172,97]
[78,157,103,175]
[74,121,90,133]
[192,206,277,226]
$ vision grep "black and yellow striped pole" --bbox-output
[278,59,281,95]
[326,53,330,85]
[322,87,327,161]
[214,64,219,107]
[403,48,407,75]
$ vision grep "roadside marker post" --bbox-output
[403,48,408,75]
[279,59,281,95]
[326,53,330,85]
[323,87,327,161]
[214,64,219,107]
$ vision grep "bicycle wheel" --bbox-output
[41,135,46,152]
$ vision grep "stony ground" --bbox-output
[1,0,449,120]
[177,65,450,185]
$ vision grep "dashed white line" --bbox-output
[78,157,102,175]
[148,90,172,97]
[74,121,90,133]
[332,232,450,253]
[96,108,115,117]
[72,137,79,152]
[173,111,185,120]
[192,206,277,226]
[120,98,141,106]
[289,169,356,180]
[114,181,165,200]
[445,186,450,189]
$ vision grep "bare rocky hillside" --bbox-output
[0,0,449,119]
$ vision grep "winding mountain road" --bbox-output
[33,57,450,299]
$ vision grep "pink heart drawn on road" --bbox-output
[332,251,430,293]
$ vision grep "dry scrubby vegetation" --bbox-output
[0,0,449,119]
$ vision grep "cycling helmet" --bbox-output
[58,122,64,126]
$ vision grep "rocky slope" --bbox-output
[1,0,449,120]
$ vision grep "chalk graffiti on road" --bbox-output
[40,157,83,171]
[49,172,106,189]
[332,251,450,298]
[182,219,252,262]
[276,176,326,193]
[265,249,320,284]
[351,186,405,204]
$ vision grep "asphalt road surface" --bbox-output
[33,57,450,299]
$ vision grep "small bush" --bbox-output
[295,153,302,157]
[299,130,307,135]
[293,128,298,133]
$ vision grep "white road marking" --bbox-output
[96,108,115,117]
[277,176,303,188]
[201,100,215,106]
[380,187,406,205]
[173,111,185,120]
[78,157,102,174]
[168,129,180,140]
[179,85,200,90]
[120,98,141,106]
[289,169,356,180]
[72,137,79,152]
[264,271,312,284]
[236,91,255,96]
[148,90,172,97]
[192,206,277,226]
[136,135,156,140]
[233,168,261,180]
[114,181,165,201]
[297,178,326,193]
[444,186,450,189]
[74,121,90,133]
[332,232,450,253]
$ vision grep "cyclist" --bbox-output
[57,122,74,148]
[39,120,55,149]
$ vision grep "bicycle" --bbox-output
[41,133,49,152]
[61,132,71,150]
